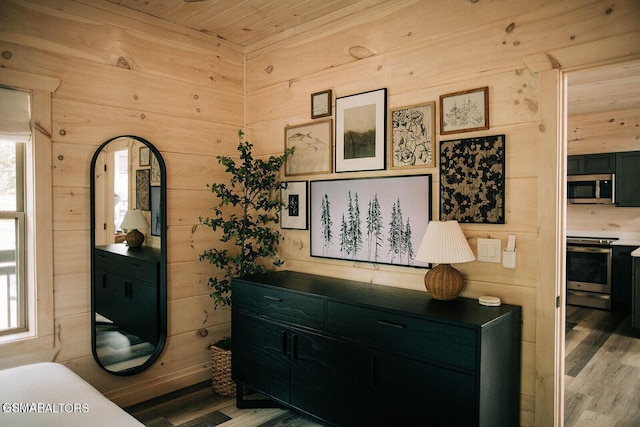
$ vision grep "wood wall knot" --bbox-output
[505,22,515,33]
[1,51,11,59]
[265,65,274,74]
[348,46,375,60]
[117,56,131,69]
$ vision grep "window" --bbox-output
[0,88,30,336]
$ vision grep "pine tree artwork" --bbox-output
[310,175,432,268]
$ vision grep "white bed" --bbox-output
[0,362,144,427]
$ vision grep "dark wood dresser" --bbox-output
[94,244,161,344]
[232,271,521,426]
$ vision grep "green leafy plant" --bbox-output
[199,130,293,309]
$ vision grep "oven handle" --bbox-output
[567,246,612,254]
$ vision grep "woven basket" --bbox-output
[210,345,236,397]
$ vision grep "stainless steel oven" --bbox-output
[566,237,616,310]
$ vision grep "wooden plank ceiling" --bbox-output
[104,0,394,47]
[105,0,639,119]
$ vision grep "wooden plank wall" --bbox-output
[0,0,638,423]
[0,0,243,405]
[243,1,640,425]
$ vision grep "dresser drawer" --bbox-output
[327,301,477,371]
[95,250,158,285]
[233,281,325,330]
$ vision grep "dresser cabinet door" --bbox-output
[365,349,476,426]
[232,313,290,402]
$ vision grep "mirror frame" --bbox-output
[90,135,167,376]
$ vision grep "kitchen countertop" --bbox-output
[567,230,640,254]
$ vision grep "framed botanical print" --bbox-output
[280,181,308,230]
[440,134,505,224]
[311,89,332,119]
[439,87,489,135]
[284,119,333,176]
[135,169,150,211]
[335,88,387,172]
[390,102,436,169]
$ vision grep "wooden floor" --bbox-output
[126,385,324,426]
[127,305,640,426]
[564,305,640,427]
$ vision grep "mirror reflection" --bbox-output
[90,135,166,375]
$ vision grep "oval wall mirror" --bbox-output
[90,135,167,375]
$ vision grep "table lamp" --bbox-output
[120,209,148,248]
[415,220,475,300]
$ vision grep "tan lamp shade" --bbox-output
[415,220,475,300]
[120,209,148,248]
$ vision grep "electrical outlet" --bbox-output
[477,238,501,263]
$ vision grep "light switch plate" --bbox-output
[477,238,501,263]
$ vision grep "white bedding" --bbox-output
[0,362,143,427]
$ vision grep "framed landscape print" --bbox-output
[285,119,332,176]
[335,88,387,172]
[390,102,436,169]
[440,134,505,224]
[310,174,432,267]
[280,181,308,230]
[439,87,489,135]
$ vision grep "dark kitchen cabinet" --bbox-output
[612,246,635,311]
[94,245,160,344]
[567,153,616,175]
[232,271,522,426]
[615,151,640,207]
[633,256,640,330]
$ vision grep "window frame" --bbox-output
[0,141,27,335]
[0,70,59,357]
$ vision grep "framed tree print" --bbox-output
[390,102,436,169]
[439,87,489,135]
[310,174,432,267]
[335,88,387,172]
[440,134,505,224]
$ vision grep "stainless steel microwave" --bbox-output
[567,174,615,204]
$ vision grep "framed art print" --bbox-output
[136,169,150,211]
[310,174,432,267]
[390,102,436,169]
[150,185,161,236]
[280,181,308,230]
[335,88,387,172]
[440,134,505,224]
[311,89,332,119]
[439,87,489,135]
[284,119,332,176]
[139,146,150,166]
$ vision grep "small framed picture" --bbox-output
[281,181,308,230]
[439,87,489,135]
[335,88,387,172]
[390,102,436,169]
[285,119,333,176]
[311,89,332,119]
[139,146,150,166]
